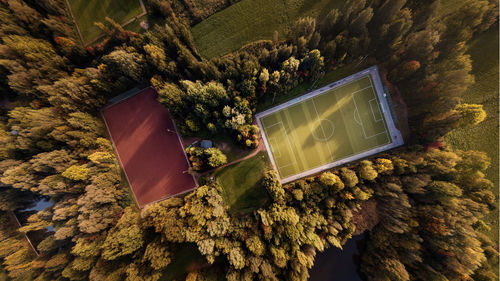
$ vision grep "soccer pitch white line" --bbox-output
[311,98,334,161]
[350,85,374,95]
[255,65,405,183]
[280,111,302,175]
[353,109,362,125]
[368,77,391,140]
[268,137,281,158]
[263,121,282,130]
[369,99,384,122]
[351,91,370,139]
[351,88,389,140]
[263,120,298,174]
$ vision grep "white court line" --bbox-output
[367,77,391,140]
[264,121,283,130]
[266,120,298,173]
[350,85,374,95]
[351,87,388,139]
[256,66,404,184]
[280,118,299,170]
[278,163,295,169]
[369,99,383,122]
[366,131,387,138]
[311,98,334,161]
[351,92,369,139]
[353,109,362,125]
[268,137,281,158]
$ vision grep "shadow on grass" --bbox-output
[229,178,270,214]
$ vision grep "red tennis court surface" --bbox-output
[102,88,197,207]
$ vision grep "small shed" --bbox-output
[200,140,213,149]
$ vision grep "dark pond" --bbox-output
[308,234,366,281]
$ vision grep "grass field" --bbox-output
[444,26,499,273]
[257,68,402,182]
[191,0,343,58]
[67,0,145,44]
[215,152,270,213]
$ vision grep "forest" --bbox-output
[0,0,498,280]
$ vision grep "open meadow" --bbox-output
[215,152,270,213]
[66,0,145,44]
[191,0,343,58]
[445,26,499,273]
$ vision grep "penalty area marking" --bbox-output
[368,77,391,141]
[268,137,281,158]
[263,120,298,173]
[369,99,384,122]
[351,87,389,140]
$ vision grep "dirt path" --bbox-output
[199,139,265,176]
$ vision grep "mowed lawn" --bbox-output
[191,0,343,58]
[445,26,499,270]
[215,152,270,213]
[68,0,144,44]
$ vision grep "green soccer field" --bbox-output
[257,67,402,182]
[67,0,145,44]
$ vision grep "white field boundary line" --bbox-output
[311,99,334,161]
[256,73,375,119]
[263,122,285,159]
[279,135,399,183]
[260,119,298,178]
[268,137,281,158]
[278,163,296,170]
[351,91,370,139]
[351,94,369,137]
[367,76,391,141]
[369,67,403,146]
[255,117,282,182]
[353,109,362,125]
[274,119,299,175]
[256,66,404,184]
[351,87,389,139]
[369,99,384,122]
[263,121,282,130]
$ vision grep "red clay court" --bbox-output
[102,88,197,207]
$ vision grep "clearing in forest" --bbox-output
[256,66,403,183]
[215,152,270,213]
[65,0,146,45]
